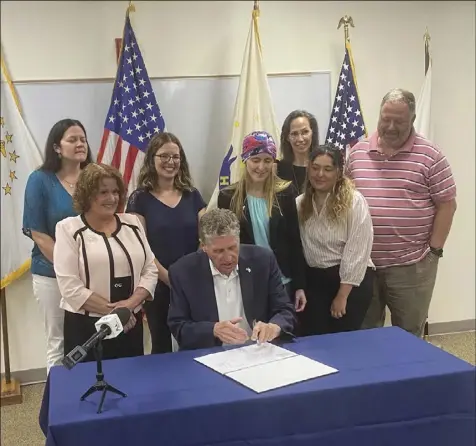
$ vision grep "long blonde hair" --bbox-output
[298,145,355,223]
[227,167,291,220]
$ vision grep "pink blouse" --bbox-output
[54,213,158,317]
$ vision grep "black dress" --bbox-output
[276,160,307,195]
[126,188,206,354]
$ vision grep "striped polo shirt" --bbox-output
[346,130,456,268]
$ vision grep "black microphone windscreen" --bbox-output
[112,307,132,325]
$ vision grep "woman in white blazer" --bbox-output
[54,163,158,362]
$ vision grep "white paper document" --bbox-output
[195,343,296,375]
[227,354,338,393]
[194,343,338,393]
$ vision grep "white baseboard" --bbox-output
[428,319,476,335]
[1,368,46,386]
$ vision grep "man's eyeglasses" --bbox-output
[155,154,181,163]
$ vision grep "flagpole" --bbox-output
[1,289,11,383]
[0,53,23,406]
[336,15,367,139]
[1,288,22,405]
[424,27,431,75]
[423,27,431,340]
[112,0,150,333]
[102,0,136,160]
[252,1,262,53]
[115,1,136,64]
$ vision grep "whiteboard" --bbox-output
[15,72,331,200]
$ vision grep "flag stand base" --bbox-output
[0,377,22,406]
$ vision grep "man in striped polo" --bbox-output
[346,88,457,337]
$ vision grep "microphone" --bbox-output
[62,307,131,370]
[93,307,131,342]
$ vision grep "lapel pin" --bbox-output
[246,267,251,273]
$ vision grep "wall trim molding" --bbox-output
[3,320,475,386]
[1,367,46,386]
[428,319,476,336]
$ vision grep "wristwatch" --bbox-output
[430,246,443,258]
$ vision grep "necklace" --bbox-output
[292,164,306,193]
[58,176,77,189]
[291,165,298,191]
[56,172,78,190]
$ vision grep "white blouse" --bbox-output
[296,190,374,286]
[54,213,158,317]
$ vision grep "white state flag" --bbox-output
[414,59,432,139]
[1,55,43,289]
[207,6,280,209]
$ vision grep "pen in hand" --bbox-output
[251,319,260,345]
[251,319,284,344]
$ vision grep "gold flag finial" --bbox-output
[127,0,136,16]
[337,15,355,42]
[424,27,431,46]
[253,1,260,19]
[423,27,431,74]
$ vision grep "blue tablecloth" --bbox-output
[39,327,475,446]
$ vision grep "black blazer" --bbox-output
[276,160,307,194]
[167,245,296,351]
[217,184,306,292]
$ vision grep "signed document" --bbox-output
[195,343,296,375]
[195,343,338,393]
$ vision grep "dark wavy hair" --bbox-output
[298,144,354,223]
[39,119,92,172]
[280,110,319,163]
[137,132,194,192]
[73,163,126,214]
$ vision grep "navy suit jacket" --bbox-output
[168,244,296,351]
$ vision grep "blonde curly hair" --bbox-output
[298,144,355,223]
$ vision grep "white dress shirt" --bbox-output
[296,190,374,286]
[209,260,252,339]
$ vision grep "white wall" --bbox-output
[1,1,474,373]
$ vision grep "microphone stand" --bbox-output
[79,339,126,413]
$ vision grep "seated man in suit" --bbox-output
[168,208,296,351]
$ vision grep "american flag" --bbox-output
[326,42,366,152]
[97,15,165,195]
